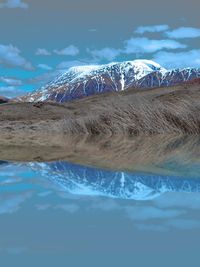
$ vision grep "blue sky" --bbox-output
[0,0,200,97]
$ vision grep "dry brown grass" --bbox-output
[0,133,200,176]
[61,87,200,135]
[0,80,200,135]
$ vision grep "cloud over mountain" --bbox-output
[153,49,200,68]
[124,37,186,54]
[88,47,121,61]
[54,45,79,56]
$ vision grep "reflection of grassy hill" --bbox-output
[0,134,200,178]
[0,79,200,135]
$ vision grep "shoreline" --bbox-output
[0,133,199,176]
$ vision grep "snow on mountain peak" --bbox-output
[38,59,166,92]
[68,64,101,74]
[18,59,199,103]
[66,59,166,78]
[29,162,200,200]
[133,59,165,69]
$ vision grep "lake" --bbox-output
[0,134,200,266]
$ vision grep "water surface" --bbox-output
[0,135,200,266]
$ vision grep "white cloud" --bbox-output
[54,45,79,56]
[0,86,24,97]
[35,48,51,56]
[0,76,22,86]
[135,24,170,34]
[36,46,79,57]
[0,44,33,70]
[37,64,52,71]
[0,0,28,9]
[153,49,200,68]
[166,27,200,39]
[87,47,121,61]
[56,59,97,70]
[124,37,186,54]
[87,37,187,62]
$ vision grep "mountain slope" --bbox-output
[135,68,200,88]
[0,96,9,104]
[18,60,200,103]
[18,60,167,102]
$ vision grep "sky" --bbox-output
[0,0,200,97]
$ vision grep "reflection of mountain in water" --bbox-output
[1,134,200,201]
[0,161,8,165]
[1,135,200,177]
[30,161,200,201]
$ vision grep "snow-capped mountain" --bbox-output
[135,67,200,88]
[29,161,200,201]
[19,60,200,103]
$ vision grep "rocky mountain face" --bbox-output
[135,68,200,88]
[18,60,200,103]
[0,96,9,104]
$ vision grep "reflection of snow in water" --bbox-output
[29,161,200,201]
[0,162,200,233]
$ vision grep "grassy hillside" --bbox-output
[0,79,200,135]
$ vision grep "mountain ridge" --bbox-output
[17,59,200,103]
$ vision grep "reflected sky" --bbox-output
[0,160,200,266]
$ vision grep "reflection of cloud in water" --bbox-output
[29,160,200,232]
[0,246,28,255]
[30,161,200,201]
[154,193,200,209]
[0,192,32,215]
[136,223,169,232]
[136,218,200,232]
[90,197,200,232]
[37,191,52,197]
[35,204,51,211]
[35,203,80,213]
[54,204,80,213]
[0,161,200,233]
[0,164,35,215]
[124,206,185,221]
[166,219,200,230]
